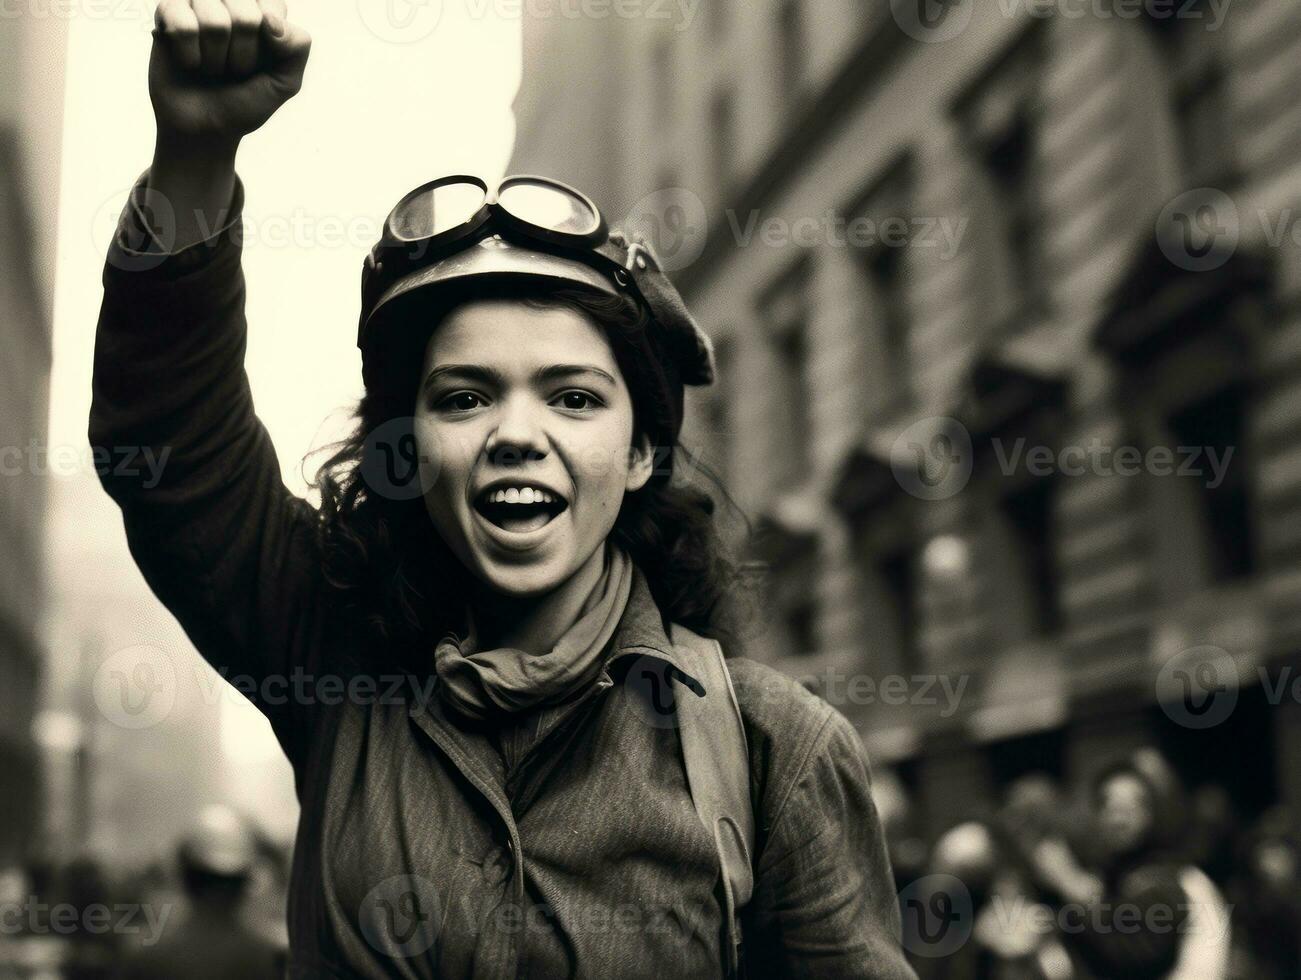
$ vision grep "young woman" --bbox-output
[1027,754,1232,980]
[91,2,916,977]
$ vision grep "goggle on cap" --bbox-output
[358,176,716,408]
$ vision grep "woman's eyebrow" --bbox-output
[422,363,617,391]
[422,364,504,391]
[533,364,617,386]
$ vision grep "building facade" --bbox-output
[0,16,68,862]
[511,0,1301,833]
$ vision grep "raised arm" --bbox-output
[89,0,318,759]
[145,0,310,252]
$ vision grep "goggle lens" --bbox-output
[497,177,600,237]
[389,180,488,242]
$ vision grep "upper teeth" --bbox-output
[486,487,555,505]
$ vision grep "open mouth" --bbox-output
[473,484,569,535]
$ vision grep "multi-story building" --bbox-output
[0,17,69,862]
[512,0,1301,832]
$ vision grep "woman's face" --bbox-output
[413,297,653,597]
[1097,774,1153,856]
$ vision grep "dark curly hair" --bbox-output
[303,278,751,659]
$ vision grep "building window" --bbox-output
[758,262,813,490]
[983,478,1061,650]
[1147,10,1234,185]
[998,475,1061,638]
[759,526,821,660]
[867,242,911,401]
[848,158,914,409]
[710,87,736,199]
[878,547,918,673]
[770,326,811,481]
[986,116,1036,288]
[1165,383,1253,582]
[953,25,1047,314]
[1096,245,1262,603]
[777,0,806,114]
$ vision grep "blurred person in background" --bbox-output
[240,826,291,962]
[913,820,1071,980]
[0,864,48,980]
[998,775,1077,865]
[1024,750,1230,980]
[874,768,929,898]
[113,805,280,980]
[1227,807,1301,980]
[1185,784,1240,892]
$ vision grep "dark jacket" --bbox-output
[90,166,917,980]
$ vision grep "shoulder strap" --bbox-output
[668,623,755,980]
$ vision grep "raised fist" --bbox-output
[149,0,311,147]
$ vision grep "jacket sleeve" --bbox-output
[89,165,327,762]
[744,708,918,979]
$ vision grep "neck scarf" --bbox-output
[432,544,634,722]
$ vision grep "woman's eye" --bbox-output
[552,390,601,411]
[438,391,485,413]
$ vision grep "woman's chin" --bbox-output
[476,562,567,598]
[465,543,574,598]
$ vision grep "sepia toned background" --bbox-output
[5,0,1301,975]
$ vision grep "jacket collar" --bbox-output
[604,564,707,697]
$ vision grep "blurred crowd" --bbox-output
[0,806,288,980]
[879,748,1301,980]
[3,749,1296,979]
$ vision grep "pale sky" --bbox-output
[42,0,523,852]
[51,0,523,485]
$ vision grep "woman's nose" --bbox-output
[485,397,548,465]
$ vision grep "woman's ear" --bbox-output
[626,433,655,493]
